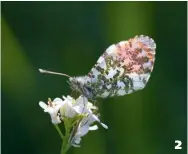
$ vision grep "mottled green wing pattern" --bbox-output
[86,35,156,98]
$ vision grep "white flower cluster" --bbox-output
[39,95,108,147]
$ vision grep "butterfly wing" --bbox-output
[86,35,156,98]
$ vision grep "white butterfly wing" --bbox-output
[86,35,156,98]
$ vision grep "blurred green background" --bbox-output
[2,2,187,154]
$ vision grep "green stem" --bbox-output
[61,133,71,154]
[54,124,64,139]
[60,119,72,154]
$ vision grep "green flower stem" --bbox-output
[55,117,83,154]
[61,120,71,154]
[60,115,85,154]
[61,132,71,154]
[54,124,64,139]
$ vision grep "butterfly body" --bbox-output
[68,35,156,101]
[68,76,96,100]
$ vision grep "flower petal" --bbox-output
[61,101,78,118]
[89,125,98,131]
[100,123,108,129]
[53,98,64,104]
[72,143,81,148]
[39,101,47,110]
[51,115,61,124]
[73,105,84,114]
[79,125,89,136]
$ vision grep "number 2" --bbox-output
[175,140,182,149]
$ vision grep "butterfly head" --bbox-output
[68,76,95,100]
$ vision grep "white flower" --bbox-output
[39,98,65,124]
[39,95,108,148]
[60,95,96,118]
[39,95,86,123]
[60,96,78,118]
[70,97,108,147]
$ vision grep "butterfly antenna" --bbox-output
[39,69,71,78]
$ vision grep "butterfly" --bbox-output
[39,35,156,101]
